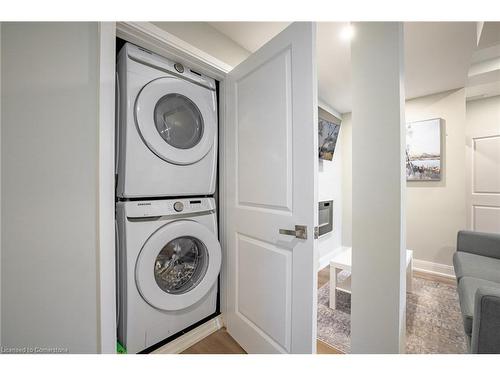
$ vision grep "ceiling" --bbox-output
[209,22,290,52]
[467,22,500,100]
[477,22,500,49]
[209,22,479,113]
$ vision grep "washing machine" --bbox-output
[116,42,218,198]
[116,197,221,353]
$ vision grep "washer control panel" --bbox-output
[123,198,215,218]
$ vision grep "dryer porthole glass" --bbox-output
[154,236,209,295]
[154,93,204,150]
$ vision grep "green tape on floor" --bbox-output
[117,341,127,354]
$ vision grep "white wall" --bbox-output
[1,23,101,353]
[318,144,343,266]
[466,95,500,143]
[342,89,468,269]
[152,22,250,68]
[349,22,406,353]
[405,89,466,267]
[340,113,352,247]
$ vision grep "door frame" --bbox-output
[98,21,234,352]
[97,22,118,354]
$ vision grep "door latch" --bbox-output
[279,225,308,240]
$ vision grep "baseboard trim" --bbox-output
[413,259,455,280]
[151,315,224,354]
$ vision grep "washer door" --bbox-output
[135,77,216,165]
[135,220,221,311]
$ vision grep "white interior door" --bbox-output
[224,22,318,354]
[466,102,500,233]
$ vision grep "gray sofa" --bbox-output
[453,230,500,353]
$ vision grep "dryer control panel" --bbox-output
[123,43,217,91]
[122,198,215,218]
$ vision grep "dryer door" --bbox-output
[135,220,221,311]
[135,77,217,165]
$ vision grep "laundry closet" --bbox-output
[112,22,321,354]
[114,40,223,353]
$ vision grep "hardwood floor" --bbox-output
[317,339,344,354]
[318,265,330,288]
[181,266,341,354]
[181,328,245,354]
[181,327,343,354]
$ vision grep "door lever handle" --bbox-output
[279,225,308,240]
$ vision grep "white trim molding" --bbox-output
[97,22,117,354]
[151,315,224,354]
[218,81,229,318]
[413,259,456,280]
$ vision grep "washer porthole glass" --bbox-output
[154,236,209,295]
[154,94,204,150]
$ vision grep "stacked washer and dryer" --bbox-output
[115,43,222,353]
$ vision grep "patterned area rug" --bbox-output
[317,272,468,353]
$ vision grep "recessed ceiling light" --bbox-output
[340,25,355,41]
